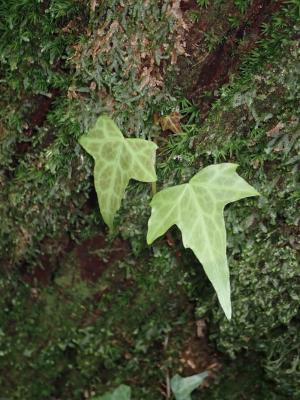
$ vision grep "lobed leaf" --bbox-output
[79,116,157,230]
[171,372,208,400]
[92,384,131,400]
[159,112,182,134]
[147,163,259,319]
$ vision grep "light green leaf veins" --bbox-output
[79,116,157,230]
[147,163,259,319]
[171,372,208,400]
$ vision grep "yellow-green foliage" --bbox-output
[79,116,157,230]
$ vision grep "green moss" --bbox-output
[0,1,198,398]
[183,40,300,398]
[198,357,287,400]
[0,0,181,265]
[0,0,86,95]
[0,0,299,398]
[0,246,194,399]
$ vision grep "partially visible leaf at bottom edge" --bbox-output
[171,372,209,400]
[92,384,131,400]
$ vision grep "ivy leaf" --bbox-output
[147,164,259,319]
[92,384,131,400]
[159,112,182,134]
[79,116,157,230]
[171,372,208,400]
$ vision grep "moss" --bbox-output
[185,39,300,397]
[199,357,287,400]
[0,245,196,399]
[0,0,299,398]
[0,0,182,266]
[0,1,200,398]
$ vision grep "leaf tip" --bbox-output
[146,232,153,246]
[226,311,232,321]
[218,291,232,320]
[102,212,115,232]
[223,302,232,320]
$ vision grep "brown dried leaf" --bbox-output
[196,320,206,338]
[167,0,188,31]
[90,21,120,60]
[62,18,80,33]
[267,122,285,137]
[139,65,163,90]
[90,0,99,12]
[167,0,189,64]
[67,86,79,99]
[159,112,182,134]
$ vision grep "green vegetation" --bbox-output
[93,384,131,400]
[171,373,209,400]
[147,163,259,319]
[184,39,300,400]
[80,116,259,320]
[196,0,210,8]
[0,0,299,399]
[79,116,157,230]
[0,247,194,399]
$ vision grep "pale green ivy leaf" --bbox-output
[92,384,131,400]
[79,116,157,230]
[147,164,259,319]
[171,372,208,400]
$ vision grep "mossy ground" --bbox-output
[0,1,299,399]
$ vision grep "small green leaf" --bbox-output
[92,384,131,400]
[79,116,157,230]
[147,163,259,319]
[171,372,208,400]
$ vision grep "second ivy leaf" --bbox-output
[147,163,259,319]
